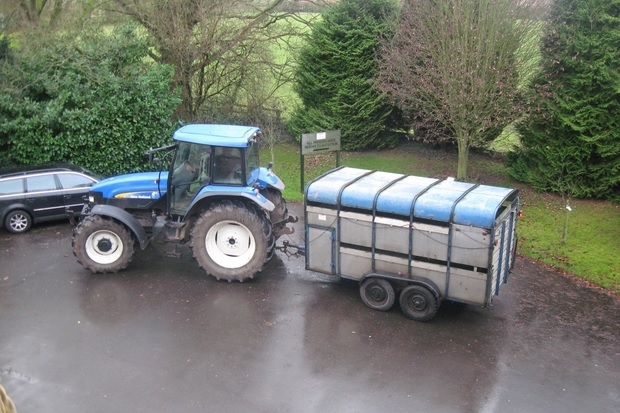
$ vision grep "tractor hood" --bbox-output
[90,171,168,200]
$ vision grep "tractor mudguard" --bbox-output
[88,204,150,249]
[187,188,275,218]
[239,191,275,211]
[257,167,285,191]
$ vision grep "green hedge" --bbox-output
[0,24,180,176]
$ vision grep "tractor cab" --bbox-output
[167,124,263,214]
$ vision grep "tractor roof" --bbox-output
[173,124,261,147]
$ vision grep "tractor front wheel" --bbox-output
[72,215,135,273]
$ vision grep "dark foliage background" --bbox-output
[507,0,620,200]
[0,24,180,175]
[288,0,406,150]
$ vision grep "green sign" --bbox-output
[301,130,341,155]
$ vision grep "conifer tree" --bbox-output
[289,0,404,150]
[508,0,620,200]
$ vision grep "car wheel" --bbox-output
[4,210,32,234]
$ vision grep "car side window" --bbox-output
[57,173,96,189]
[0,179,24,195]
[26,175,57,192]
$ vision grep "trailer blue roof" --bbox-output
[340,171,404,210]
[453,185,517,227]
[306,167,518,228]
[173,124,261,147]
[305,167,369,205]
[376,176,441,215]
[412,179,477,222]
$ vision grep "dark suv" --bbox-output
[0,164,102,234]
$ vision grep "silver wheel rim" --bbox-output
[205,220,256,269]
[85,229,124,264]
[9,213,29,232]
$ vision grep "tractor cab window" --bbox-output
[213,147,243,185]
[245,140,260,184]
[170,142,211,211]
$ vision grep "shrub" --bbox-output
[0,24,181,175]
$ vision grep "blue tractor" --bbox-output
[72,124,295,282]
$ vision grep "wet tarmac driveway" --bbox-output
[1,204,618,413]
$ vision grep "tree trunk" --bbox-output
[456,132,470,180]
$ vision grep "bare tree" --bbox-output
[108,0,318,120]
[0,0,97,29]
[377,0,543,180]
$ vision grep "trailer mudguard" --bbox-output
[88,204,149,249]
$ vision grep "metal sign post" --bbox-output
[300,130,341,192]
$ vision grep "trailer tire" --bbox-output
[360,278,395,311]
[190,200,273,282]
[72,215,135,273]
[399,285,438,322]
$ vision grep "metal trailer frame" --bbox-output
[303,167,520,321]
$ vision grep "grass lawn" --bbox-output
[262,141,620,295]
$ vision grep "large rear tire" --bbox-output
[190,200,273,282]
[72,215,135,273]
[261,188,288,239]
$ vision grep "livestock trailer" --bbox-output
[304,167,520,321]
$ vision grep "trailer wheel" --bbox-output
[360,278,395,311]
[72,215,135,273]
[190,200,272,282]
[399,285,438,322]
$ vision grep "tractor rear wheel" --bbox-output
[261,188,288,238]
[190,200,273,282]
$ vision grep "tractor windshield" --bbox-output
[245,140,260,185]
[170,142,211,211]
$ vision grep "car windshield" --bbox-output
[79,167,105,181]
